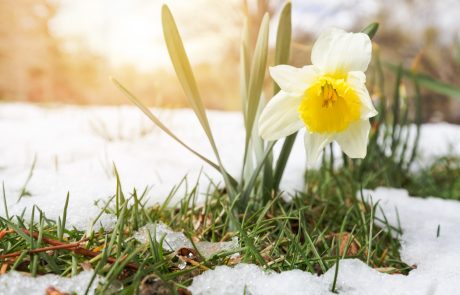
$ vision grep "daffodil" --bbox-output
[259,28,378,166]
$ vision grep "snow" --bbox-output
[189,188,460,295]
[189,263,331,295]
[0,103,304,230]
[134,222,239,258]
[0,270,100,295]
[1,103,460,294]
[1,103,459,229]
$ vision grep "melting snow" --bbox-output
[0,270,100,295]
[189,188,460,295]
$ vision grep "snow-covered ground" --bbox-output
[0,103,305,229]
[1,103,460,294]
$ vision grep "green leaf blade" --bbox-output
[245,13,270,146]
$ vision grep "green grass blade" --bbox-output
[406,75,423,169]
[2,182,9,220]
[240,141,275,209]
[58,192,69,241]
[391,65,403,153]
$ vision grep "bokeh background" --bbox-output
[1,0,459,121]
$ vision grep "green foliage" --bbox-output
[1,164,423,293]
[406,156,460,200]
[385,63,460,99]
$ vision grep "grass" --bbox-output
[3,153,459,294]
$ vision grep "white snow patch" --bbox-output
[0,270,100,295]
[189,188,460,295]
[190,263,331,295]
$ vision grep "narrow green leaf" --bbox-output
[273,133,297,191]
[262,151,273,201]
[391,64,403,153]
[2,182,9,220]
[245,13,270,148]
[161,5,236,196]
[240,13,269,193]
[240,18,250,122]
[240,141,275,209]
[113,164,125,218]
[374,48,387,125]
[406,75,422,169]
[161,5,209,137]
[386,63,460,99]
[361,23,379,39]
[58,192,69,241]
[274,1,292,93]
[272,1,295,193]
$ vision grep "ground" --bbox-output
[1,103,460,294]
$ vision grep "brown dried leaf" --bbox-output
[338,233,360,256]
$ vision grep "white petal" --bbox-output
[334,120,371,158]
[347,71,378,119]
[258,91,304,141]
[311,28,372,74]
[269,65,318,95]
[304,132,333,167]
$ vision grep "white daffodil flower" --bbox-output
[258,28,378,166]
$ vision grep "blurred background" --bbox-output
[1,0,459,122]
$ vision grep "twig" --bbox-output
[0,241,83,259]
[20,229,139,270]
